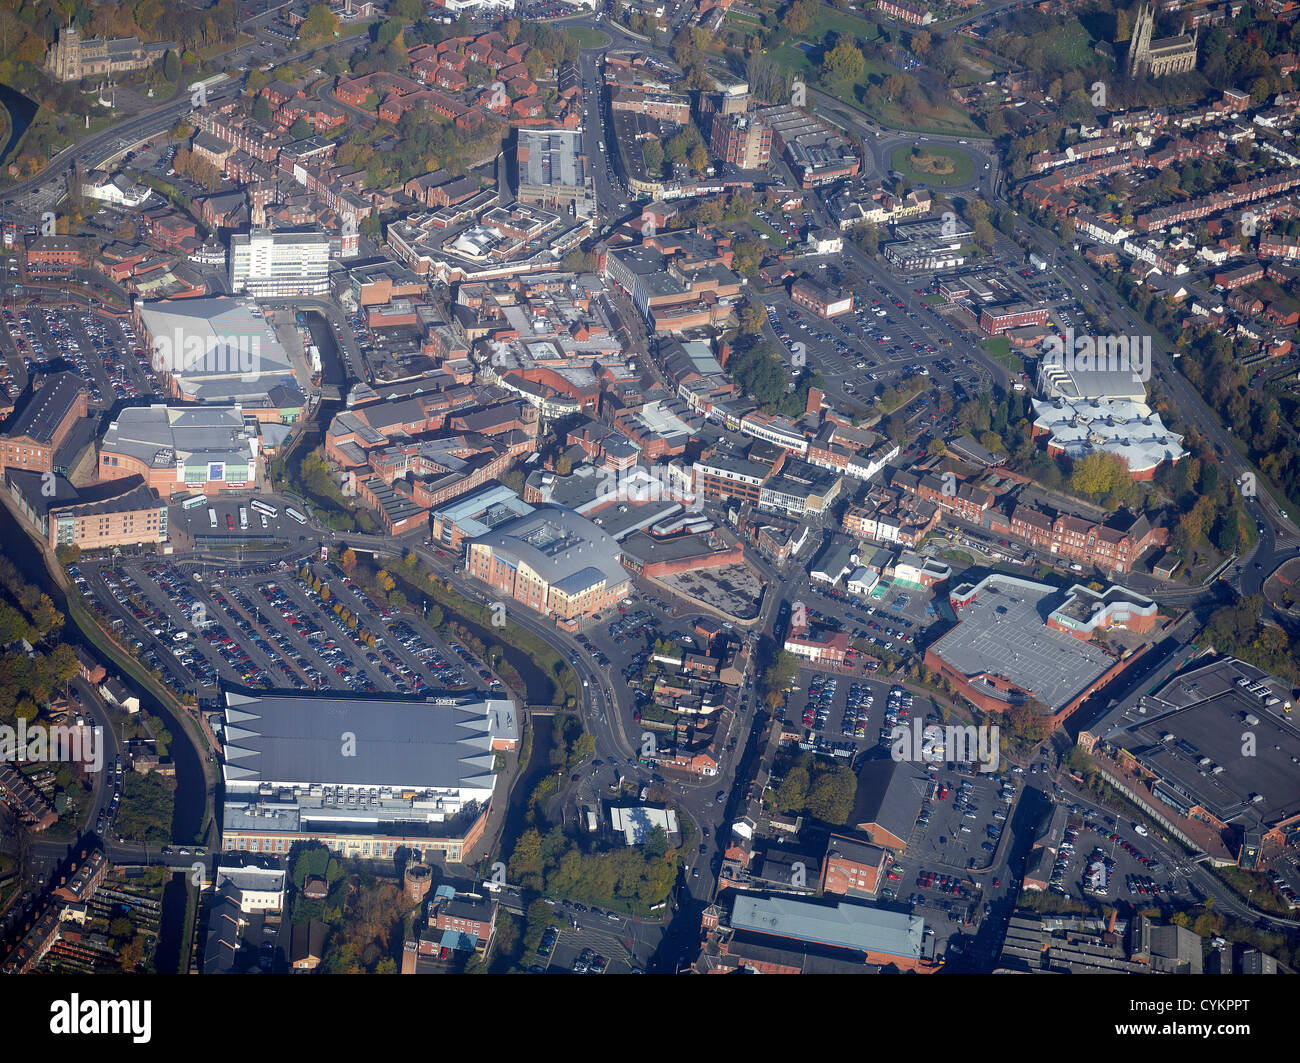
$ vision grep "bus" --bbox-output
[250,499,277,518]
[239,506,249,530]
[208,508,217,529]
[285,506,308,525]
[181,493,208,510]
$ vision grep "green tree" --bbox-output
[642,139,664,175]
[824,38,865,83]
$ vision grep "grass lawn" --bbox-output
[890,144,975,186]
[980,335,1026,373]
[565,26,610,49]
[726,8,765,28]
[810,61,983,136]
[1046,18,1099,69]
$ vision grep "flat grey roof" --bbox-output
[221,690,516,792]
[469,503,629,593]
[731,895,927,961]
[1110,658,1300,827]
[929,577,1113,712]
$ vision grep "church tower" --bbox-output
[1126,4,1154,79]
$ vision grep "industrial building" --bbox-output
[1085,657,1300,864]
[135,297,303,418]
[726,894,937,972]
[218,690,518,862]
[925,575,1156,723]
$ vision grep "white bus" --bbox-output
[181,493,208,510]
[239,506,249,530]
[285,507,308,525]
[208,508,217,529]
[251,499,278,518]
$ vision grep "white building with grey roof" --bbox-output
[137,296,303,415]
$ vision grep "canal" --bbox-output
[0,502,207,843]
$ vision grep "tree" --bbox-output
[641,139,664,175]
[785,0,816,35]
[911,29,931,56]
[739,299,767,337]
[825,38,865,83]
[252,95,271,122]
[340,548,357,574]
[806,765,856,825]
[300,4,340,43]
[555,454,572,475]
[1070,451,1128,501]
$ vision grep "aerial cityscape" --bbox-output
[0,0,1298,990]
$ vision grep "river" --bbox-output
[0,85,38,172]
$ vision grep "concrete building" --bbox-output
[514,128,594,219]
[729,894,937,972]
[1086,657,1300,863]
[925,574,1155,724]
[229,229,331,297]
[135,297,303,417]
[758,106,860,188]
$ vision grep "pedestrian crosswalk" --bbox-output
[1275,536,1300,552]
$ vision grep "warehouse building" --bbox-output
[136,296,303,419]
[1086,657,1300,863]
[728,894,937,972]
[98,404,261,496]
[925,574,1155,724]
[218,690,518,862]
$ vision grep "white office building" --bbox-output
[229,229,330,298]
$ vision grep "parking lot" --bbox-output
[168,497,307,547]
[73,555,500,701]
[761,280,992,402]
[799,578,941,662]
[533,906,639,974]
[782,673,946,759]
[905,757,1015,873]
[1042,811,1183,905]
[0,306,155,405]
